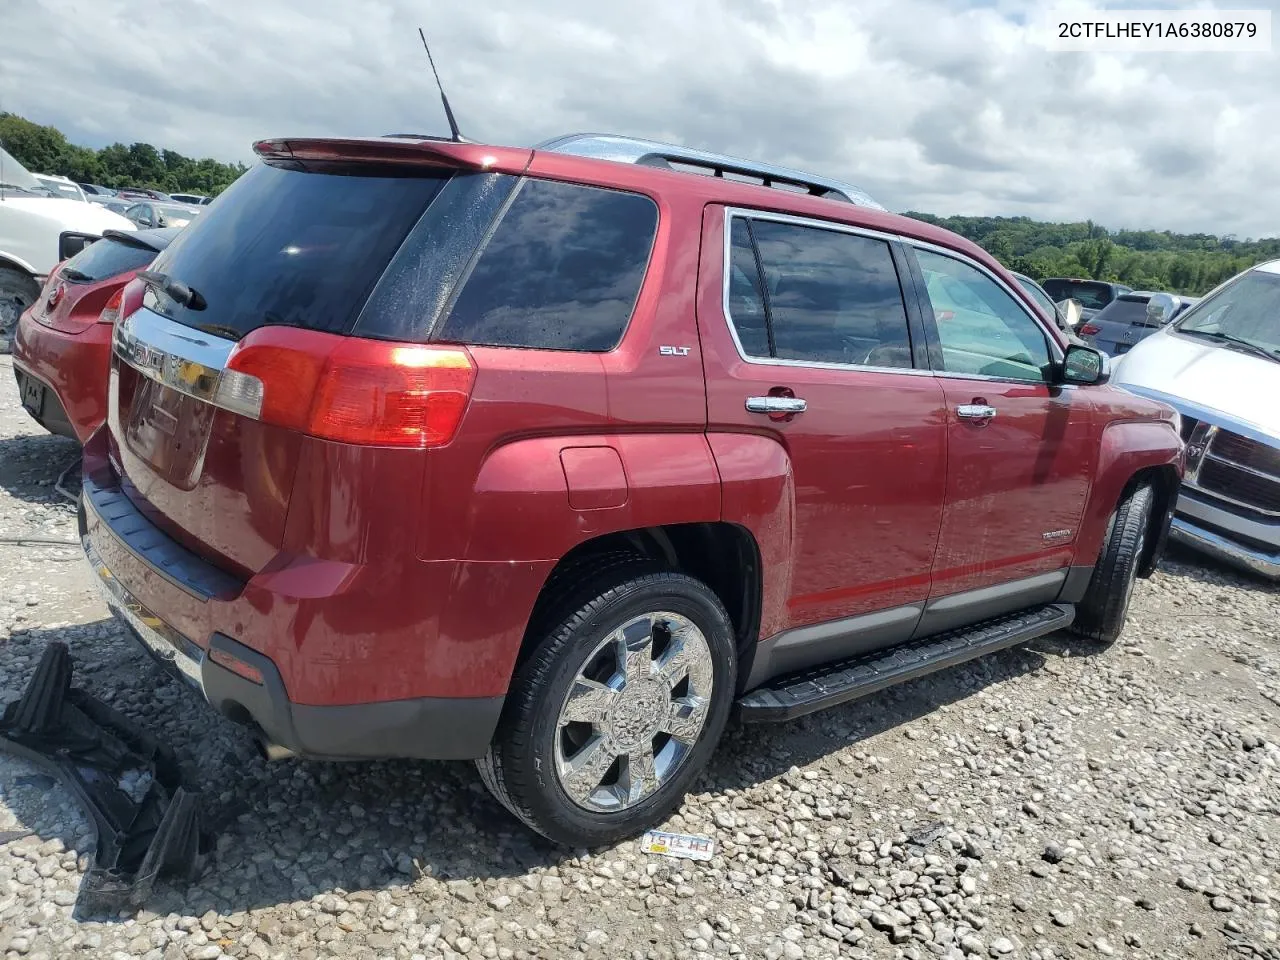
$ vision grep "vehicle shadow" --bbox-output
[0,615,1074,921]
[0,430,80,509]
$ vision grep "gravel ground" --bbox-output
[1,353,1277,960]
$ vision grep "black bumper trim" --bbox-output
[203,634,503,761]
[13,364,77,441]
[83,470,243,601]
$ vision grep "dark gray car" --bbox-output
[1078,291,1198,357]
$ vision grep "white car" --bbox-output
[33,173,88,203]
[1,147,135,351]
[1113,260,1280,579]
[169,193,213,206]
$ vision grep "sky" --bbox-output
[1,0,1277,237]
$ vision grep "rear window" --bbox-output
[145,162,449,339]
[1093,296,1151,325]
[62,235,158,283]
[433,179,658,352]
[1041,279,1116,310]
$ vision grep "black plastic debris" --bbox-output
[0,642,211,916]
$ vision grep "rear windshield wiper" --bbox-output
[138,270,207,311]
[1179,327,1279,363]
[59,267,94,283]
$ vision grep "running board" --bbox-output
[737,603,1075,722]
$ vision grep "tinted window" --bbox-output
[1093,296,1151,325]
[1041,279,1115,310]
[146,162,448,339]
[917,249,1052,381]
[436,180,657,352]
[357,173,519,342]
[732,218,911,368]
[61,236,158,283]
[726,219,771,357]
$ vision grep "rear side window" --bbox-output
[145,162,449,339]
[725,215,913,368]
[434,179,658,352]
[61,236,157,283]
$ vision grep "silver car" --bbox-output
[1112,260,1280,579]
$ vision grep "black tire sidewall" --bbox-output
[501,573,736,846]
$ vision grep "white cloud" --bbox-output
[1,0,1276,236]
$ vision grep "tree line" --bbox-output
[4,112,1275,293]
[905,213,1280,296]
[1,113,246,197]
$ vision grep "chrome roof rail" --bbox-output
[536,133,885,211]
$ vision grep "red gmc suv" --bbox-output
[80,133,1183,846]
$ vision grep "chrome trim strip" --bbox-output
[538,134,885,210]
[1178,489,1280,548]
[1184,477,1280,519]
[1203,451,1280,485]
[83,531,208,693]
[1169,516,1280,579]
[112,307,236,406]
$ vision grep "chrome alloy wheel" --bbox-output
[553,611,714,813]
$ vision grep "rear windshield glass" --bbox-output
[1041,279,1115,310]
[1093,296,1150,324]
[145,162,448,339]
[434,179,658,352]
[62,236,158,283]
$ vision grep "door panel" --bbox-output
[912,247,1098,598]
[701,208,948,637]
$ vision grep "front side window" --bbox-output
[917,249,1053,381]
[725,216,913,369]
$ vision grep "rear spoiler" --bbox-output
[252,137,533,175]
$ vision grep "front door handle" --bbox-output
[746,396,807,415]
[956,403,997,421]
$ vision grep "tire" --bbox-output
[1071,482,1153,646]
[478,565,737,847]
[0,267,41,354]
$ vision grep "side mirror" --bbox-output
[1146,292,1177,325]
[1062,344,1109,385]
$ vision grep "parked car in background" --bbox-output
[1079,290,1198,357]
[89,196,134,216]
[116,188,171,202]
[123,201,201,229]
[1,146,135,353]
[1041,278,1133,322]
[12,228,177,442]
[33,173,88,203]
[169,193,213,206]
[81,131,1182,846]
[1012,271,1082,339]
[76,183,118,197]
[1114,260,1280,579]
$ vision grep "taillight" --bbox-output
[223,328,475,448]
[98,288,123,324]
[114,277,146,323]
[1079,323,1100,336]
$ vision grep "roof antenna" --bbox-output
[418,26,467,143]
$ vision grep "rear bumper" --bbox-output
[79,484,507,762]
[1169,516,1280,580]
[12,309,112,443]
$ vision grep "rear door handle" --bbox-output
[746,396,807,414]
[956,404,997,421]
